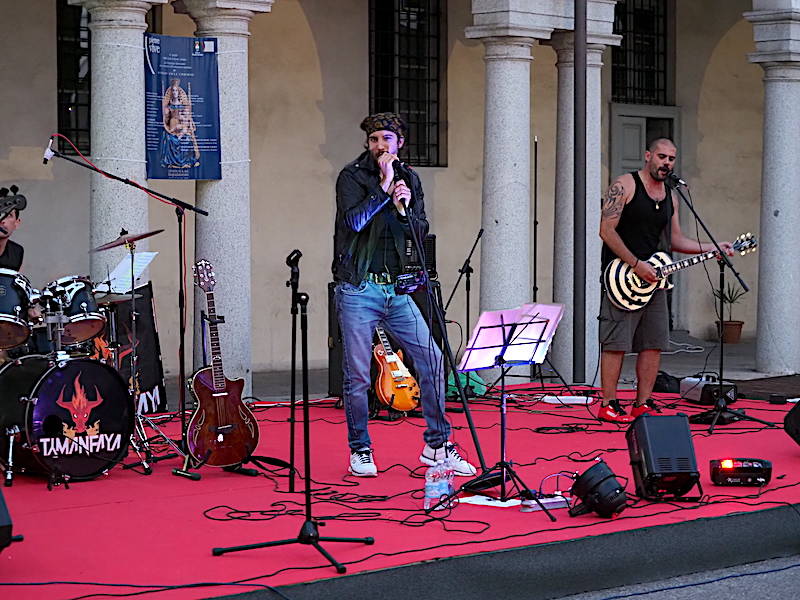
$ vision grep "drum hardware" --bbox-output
[92,229,184,476]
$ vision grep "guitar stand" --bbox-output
[212,291,373,573]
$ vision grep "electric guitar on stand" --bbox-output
[187,260,259,467]
[372,326,420,412]
[603,233,757,311]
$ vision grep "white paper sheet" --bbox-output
[102,252,158,293]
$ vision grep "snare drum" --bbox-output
[0,357,133,481]
[0,268,33,349]
[43,276,106,344]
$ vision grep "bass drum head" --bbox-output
[25,359,133,481]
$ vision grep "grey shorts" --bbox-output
[599,289,670,353]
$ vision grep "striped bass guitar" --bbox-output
[603,233,757,311]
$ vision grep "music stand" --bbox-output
[433,303,563,517]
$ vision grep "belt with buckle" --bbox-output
[365,272,395,285]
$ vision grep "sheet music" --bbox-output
[104,252,158,293]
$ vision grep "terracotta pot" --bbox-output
[716,320,744,344]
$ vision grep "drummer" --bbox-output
[0,204,37,364]
[0,204,23,271]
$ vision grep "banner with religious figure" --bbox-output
[144,33,221,180]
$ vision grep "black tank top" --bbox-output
[601,171,672,271]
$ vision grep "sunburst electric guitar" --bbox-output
[373,327,420,412]
[603,233,758,311]
[187,260,259,467]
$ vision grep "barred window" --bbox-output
[369,0,447,167]
[57,0,91,155]
[612,0,673,105]
[56,4,161,155]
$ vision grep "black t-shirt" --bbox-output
[601,171,672,271]
[0,240,23,271]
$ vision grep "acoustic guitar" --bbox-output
[372,326,420,412]
[187,259,259,467]
[603,233,758,311]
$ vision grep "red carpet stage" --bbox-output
[2,385,800,600]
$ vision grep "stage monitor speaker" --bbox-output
[626,414,700,500]
[0,487,12,553]
[327,279,446,399]
[784,402,800,447]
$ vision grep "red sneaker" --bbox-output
[630,399,660,419]
[597,403,635,424]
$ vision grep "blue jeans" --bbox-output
[334,280,450,451]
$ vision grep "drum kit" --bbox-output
[0,229,164,487]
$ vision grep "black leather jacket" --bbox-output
[332,150,429,285]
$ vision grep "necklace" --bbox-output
[654,198,662,210]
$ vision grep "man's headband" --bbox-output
[359,112,407,139]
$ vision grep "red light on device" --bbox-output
[720,459,735,469]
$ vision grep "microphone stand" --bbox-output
[285,249,302,493]
[43,139,209,476]
[667,176,774,433]
[397,166,491,480]
[444,228,484,398]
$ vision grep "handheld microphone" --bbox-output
[43,137,55,165]
[666,171,687,186]
[391,159,405,182]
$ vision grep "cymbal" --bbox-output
[91,229,164,253]
[96,293,143,304]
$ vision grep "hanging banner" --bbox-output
[144,33,221,180]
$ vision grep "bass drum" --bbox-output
[0,357,133,481]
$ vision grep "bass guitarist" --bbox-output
[597,138,734,424]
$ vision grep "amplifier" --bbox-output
[680,375,737,405]
[710,458,772,486]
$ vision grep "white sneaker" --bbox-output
[419,441,477,476]
[349,448,377,477]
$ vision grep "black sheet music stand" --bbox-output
[436,303,563,517]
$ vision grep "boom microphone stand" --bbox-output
[212,291,374,572]
[666,173,774,433]
[43,137,208,477]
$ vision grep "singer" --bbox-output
[331,111,475,478]
[597,137,735,423]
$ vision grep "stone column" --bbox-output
[549,33,606,384]
[477,38,534,313]
[72,0,167,281]
[183,0,273,394]
[746,4,800,374]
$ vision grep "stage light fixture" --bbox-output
[568,460,627,518]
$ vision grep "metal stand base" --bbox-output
[213,520,374,574]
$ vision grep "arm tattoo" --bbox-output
[601,182,625,220]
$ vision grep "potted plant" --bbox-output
[713,282,746,343]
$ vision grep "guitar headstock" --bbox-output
[193,259,216,292]
[733,232,758,255]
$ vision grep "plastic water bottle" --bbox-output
[441,457,456,499]
[423,460,443,511]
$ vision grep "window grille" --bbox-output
[369,0,447,167]
[612,0,670,105]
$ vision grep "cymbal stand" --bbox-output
[120,237,184,475]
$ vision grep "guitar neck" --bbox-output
[376,328,395,357]
[206,291,226,391]
[658,250,718,277]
